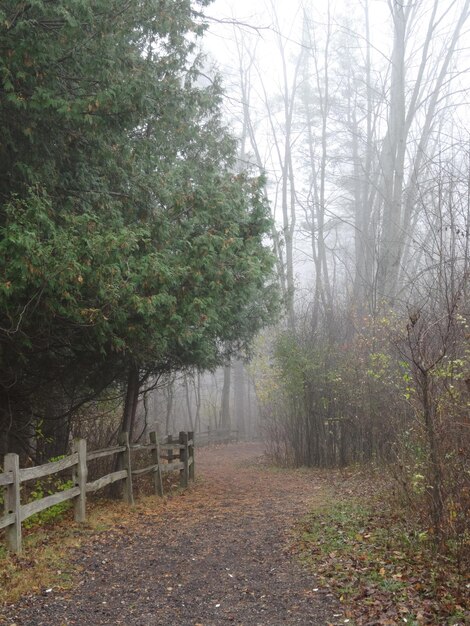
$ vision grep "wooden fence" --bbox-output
[0,431,195,554]
[195,428,239,446]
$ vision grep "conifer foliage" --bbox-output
[0,0,278,455]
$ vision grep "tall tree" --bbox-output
[0,0,279,455]
[375,0,470,303]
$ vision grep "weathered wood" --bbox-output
[4,454,21,553]
[0,472,13,487]
[1,431,196,554]
[179,431,189,488]
[193,428,237,447]
[129,442,155,451]
[166,434,174,465]
[73,439,87,523]
[118,432,134,505]
[131,463,159,477]
[19,453,78,483]
[160,461,184,473]
[21,486,80,521]
[188,431,195,481]
[86,445,126,461]
[149,430,163,497]
[0,512,15,530]
[159,443,185,450]
[86,470,128,493]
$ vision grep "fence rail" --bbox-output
[0,431,194,554]
[195,428,239,446]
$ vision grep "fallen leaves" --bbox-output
[1,443,344,624]
[294,478,470,626]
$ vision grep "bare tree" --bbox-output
[375,0,470,303]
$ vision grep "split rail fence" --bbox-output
[195,428,239,446]
[0,430,194,554]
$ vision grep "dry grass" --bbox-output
[0,467,184,608]
[0,494,170,607]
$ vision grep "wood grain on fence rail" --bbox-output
[19,454,79,483]
[86,470,128,494]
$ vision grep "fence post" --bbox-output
[4,453,21,553]
[167,434,173,466]
[188,431,195,481]
[149,430,163,497]
[118,432,134,505]
[179,431,189,488]
[73,438,87,523]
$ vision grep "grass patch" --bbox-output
[295,492,469,625]
[0,513,86,606]
[0,494,168,608]
[0,467,183,609]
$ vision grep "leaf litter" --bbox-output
[2,443,342,625]
[3,444,467,625]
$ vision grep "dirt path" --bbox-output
[3,443,343,626]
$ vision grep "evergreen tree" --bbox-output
[0,0,278,455]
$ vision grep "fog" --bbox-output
[147,0,470,449]
[202,0,470,311]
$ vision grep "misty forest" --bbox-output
[0,0,469,624]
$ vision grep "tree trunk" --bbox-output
[421,370,444,535]
[233,359,246,439]
[164,376,175,435]
[184,374,195,431]
[121,363,140,441]
[221,364,231,429]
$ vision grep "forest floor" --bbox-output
[0,442,468,626]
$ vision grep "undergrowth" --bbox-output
[295,492,469,625]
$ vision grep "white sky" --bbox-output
[200,0,393,287]
[199,0,470,289]
[201,0,394,123]
[203,0,391,57]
